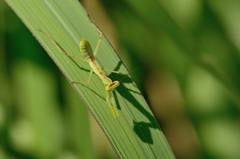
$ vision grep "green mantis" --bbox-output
[38,19,127,118]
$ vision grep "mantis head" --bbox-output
[106,81,120,92]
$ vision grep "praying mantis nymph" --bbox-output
[38,17,128,118]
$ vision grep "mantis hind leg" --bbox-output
[87,14,103,58]
[38,29,88,62]
[71,69,93,84]
[93,32,103,57]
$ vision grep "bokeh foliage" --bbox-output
[87,0,240,158]
[1,1,95,159]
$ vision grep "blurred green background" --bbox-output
[1,0,240,159]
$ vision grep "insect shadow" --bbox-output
[108,64,160,144]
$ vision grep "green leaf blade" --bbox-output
[6,0,175,158]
